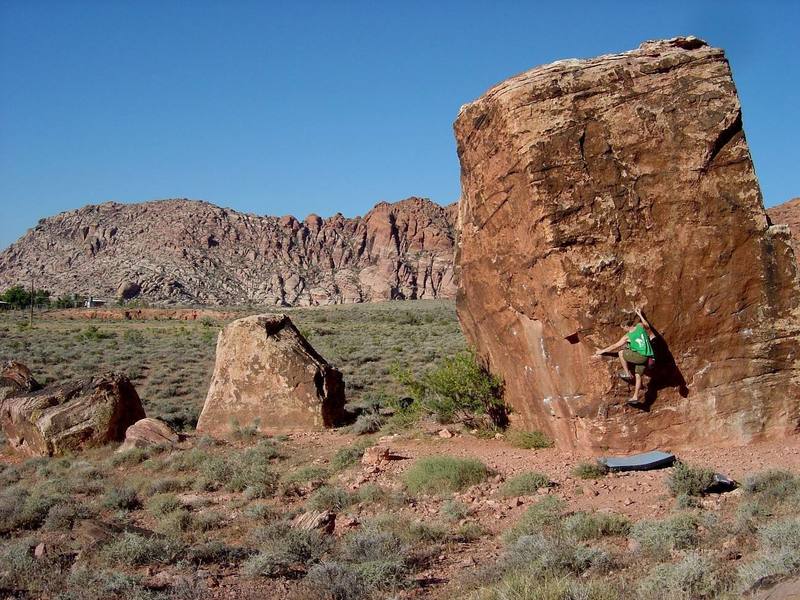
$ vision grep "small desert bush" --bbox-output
[109,447,150,468]
[630,513,701,558]
[638,552,733,600]
[352,412,384,435]
[0,487,66,533]
[403,456,489,494]
[44,500,93,531]
[336,528,410,590]
[738,517,800,589]
[307,486,354,512]
[507,429,554,449]
[572,460,609,480]
[101,486,141,511]
[303,561,372,600]
[503,533,612,579]
[146,493,183,516]
[186,540,237,565]
[472,574,620,600]
[100,532,184,566]
[563,511,631,541]
[441,499,471,521]
[503,496,566,544]
[243,522,330,578]
[666,462,716,497]
[331,439,372,471]
[499,472,551,497]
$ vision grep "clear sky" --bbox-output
[1,0,798,248]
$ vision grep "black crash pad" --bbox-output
[599,450,676,472]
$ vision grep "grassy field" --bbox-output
[0,300,465,430]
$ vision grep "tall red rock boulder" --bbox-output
[0,372,145,456]
[454,37,800,452]
[196,314,346,437]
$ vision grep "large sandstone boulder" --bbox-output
[196,314,346,437]
[454,37,800,452]
[0,373,146,456]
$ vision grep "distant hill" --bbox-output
[768,198,800,259]
[0,198,457,306]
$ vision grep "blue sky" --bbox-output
[1,0,798,248]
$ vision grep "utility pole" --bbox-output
[29,276,34,328]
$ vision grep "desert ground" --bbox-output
[1,300,799,600]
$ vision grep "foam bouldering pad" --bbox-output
[599,450,676,472]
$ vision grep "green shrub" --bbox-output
[639,552,732,600]
[303,561,371,600]
[44,501,93,531]
[743,470,800,507]
[396,350,505,425]
[563,511,631,540]
[0,487,66,533]
[503,496,566,544]
[666,462,716,497]
[403,456,489,494]
[101,486,140,511]
[631,513,701,558]
[331,439,372,471]
[572,461,609,479]
[471,574,619,600]
[352,412,384,435]
[244,522,330,578]
[307,486,354,512]
[440,499,471,521]
[146,493,182,516]
[738,517,800,589]
[499,472,551,497]
[186,540,236,565]
[109,447,150,468]
[507,429,554,449]
[100,532,183,566]
[504,533,612,579]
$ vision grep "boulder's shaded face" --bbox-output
[454,37,800,452]
[196,314,346,437]
[0,372,145,456]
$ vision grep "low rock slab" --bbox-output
[0,373,145,456]
[117,417,179,452]
[196,313,346,437]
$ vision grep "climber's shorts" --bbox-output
[623,348,648,375]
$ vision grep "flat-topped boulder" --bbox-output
[0,360,40,401]
[196,314,346,437]
[0,372,145,456]
[453,37,800,451]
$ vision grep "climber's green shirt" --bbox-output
[627,324,654,358]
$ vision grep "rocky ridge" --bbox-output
[0,197,456,306]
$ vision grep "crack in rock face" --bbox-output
[453,37,800,452]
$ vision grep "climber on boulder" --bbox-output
[593,308,656,405]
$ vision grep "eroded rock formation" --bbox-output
[196,314,346,437]
[0,197,456,306]
[117,417,179,452]
[769,198,800,260]
[0,372,145,456]
[454,37,800,452]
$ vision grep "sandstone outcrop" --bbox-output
[454,37,800,452]
[0,197,456,306]
[117,417,179,452]
[768,198,800,260]
[196,314,346,437]
[0,373,146,456]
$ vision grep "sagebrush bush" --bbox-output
[440,499,471,521]
[331,439,372,471]
[507,429,554,450]
[472,573,620,600]
[630,513,701,558]
[352,412,384,435]
[563,511,631,540]
[101,486,140,511]
[504,533,612,579]
[403,456,489,494]
[572,461,609,480]
[146,493,182,516]
[303,561,371,600]
[638,552,732,600]
[666,462,716,497]
[100,532,183,566]
[503,496,566,544]
[244,522,330,578]
[307,486,354,512]
[499,472,551,497]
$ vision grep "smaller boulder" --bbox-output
[117,418,179,453]
[0,361,40,401]
[0,373,145,456]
